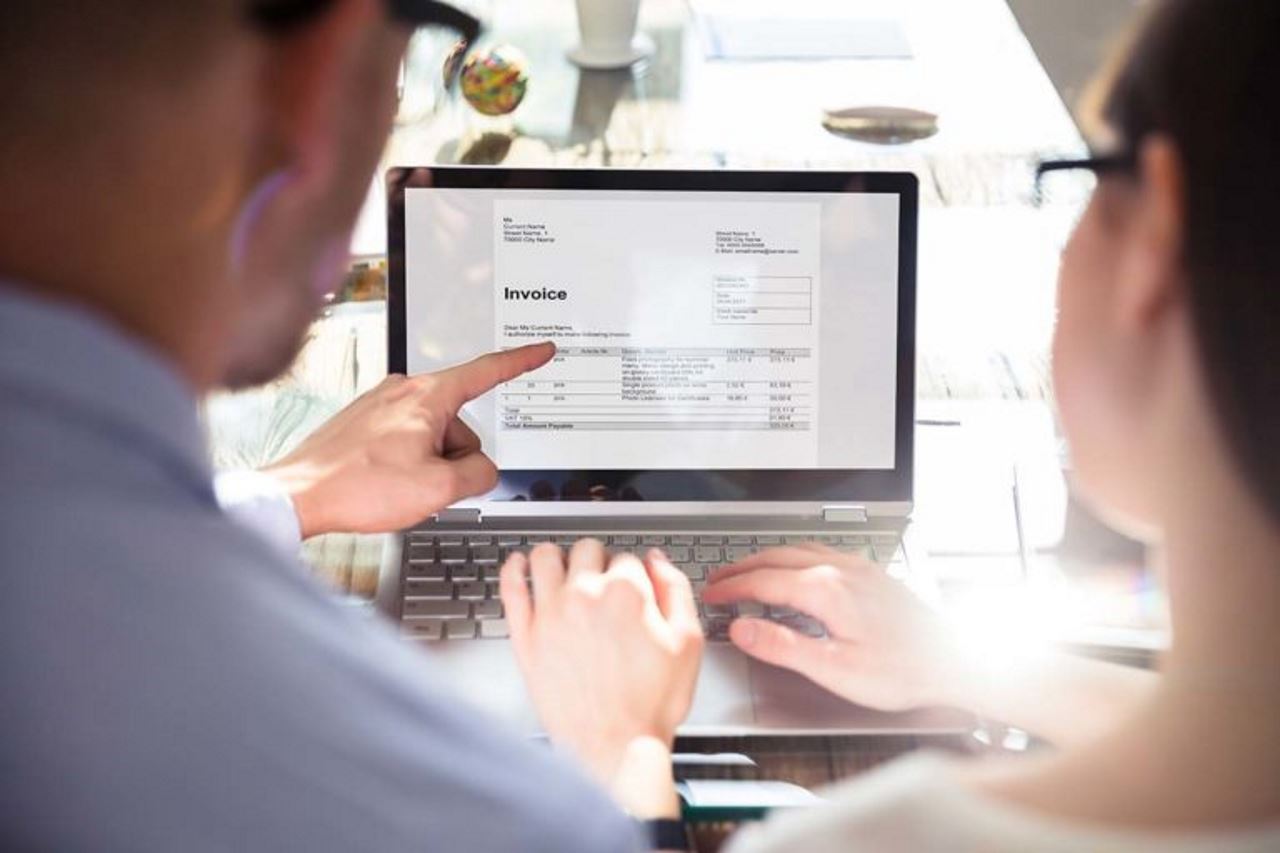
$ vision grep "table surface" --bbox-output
[204,4,1151,849]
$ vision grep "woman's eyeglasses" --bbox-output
[1033,152,1137,208]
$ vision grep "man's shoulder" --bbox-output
[1,484,636,851]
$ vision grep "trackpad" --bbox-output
[683,643,755,730]
[419,642,541,733]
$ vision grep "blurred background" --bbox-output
[206,0,1162,663]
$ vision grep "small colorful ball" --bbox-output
[460,44,530,117]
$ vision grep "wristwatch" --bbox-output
[635,817,691,851]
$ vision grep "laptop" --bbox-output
[377,166,966,734]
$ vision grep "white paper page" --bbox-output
[493,199,822,470]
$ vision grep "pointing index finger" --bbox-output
[437,342,556,406]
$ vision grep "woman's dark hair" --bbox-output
[1103,0,1280,521]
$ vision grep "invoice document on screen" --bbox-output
[493,198,822,470]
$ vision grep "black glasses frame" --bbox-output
[1033,152,1137,206]
[249,0,481,44]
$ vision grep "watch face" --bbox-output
[638,818,690,851]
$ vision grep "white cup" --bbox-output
[575,0,642,59]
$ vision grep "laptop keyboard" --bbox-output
[400,532,905,644]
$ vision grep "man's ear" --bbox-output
[1116,135,1187,331]
[258,0,382,193]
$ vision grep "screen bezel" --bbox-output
[387,166,917,503]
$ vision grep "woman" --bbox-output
[499,0,1280,848]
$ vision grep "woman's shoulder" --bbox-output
[725,752,972,853]
[725,751,1280,853]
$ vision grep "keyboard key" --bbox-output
[406,532,435,544]
[755,535,782,546]
[695,546,723,563]
[467,535,493,546]
[437,534,464,547]
[402,618,444,640]
[486,582,501,599]
[642,534,667,546]
[725,546,754,562]
[840,535,869,545]
[610,535,638,546]
[405,563,446,581]
[697,535,725,545]
[470,545,500,564]
[727,535,754,546]
[670,535,696,546]
[872,534,900,546]
[457,582,487,601]
[480,619,510,639]
[497,534,524,546]
[737,601,767,619]
[406,543,436,561]
[482,564,502,581]
[525,535,552,545]
[780,616,826,639]
[678,564,706,581]
[403,600,469,619]
[665,546,692,563]
[874,545,903,563]
[449,564,480,582]
[704,602,737,618]
[438,545,469,564]
[553,535,579,545]
[784,535,812,545]
[446,620,478,640]
[818,535,843,546]
[702,618,733,642]
[473,601,504,620]
[404,580,452,599]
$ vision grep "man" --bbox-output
[0,1,672,849]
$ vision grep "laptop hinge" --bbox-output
[435,507,482,524]
[822,505,869,524]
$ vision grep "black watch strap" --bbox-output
[636,817,690,851]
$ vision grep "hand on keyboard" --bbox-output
[499,541,702,811]
[703,544,954,712]
[260,342,554,537]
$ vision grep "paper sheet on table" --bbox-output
[690,0,912,61]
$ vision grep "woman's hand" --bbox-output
[703,544,958,711]
[500,541,703,818]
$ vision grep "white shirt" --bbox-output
[728,753,1280,853]
[213,469,304,558]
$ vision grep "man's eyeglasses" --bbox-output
[249,0,481,44]
[1033,152,1137,207]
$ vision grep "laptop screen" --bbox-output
[388,168,916,504]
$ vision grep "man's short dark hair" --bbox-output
[0,2,238,149]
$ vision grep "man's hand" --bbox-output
[704,544,957,711]
[500,542,703,818]
[263,342,554,538]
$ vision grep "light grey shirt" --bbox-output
[0,286,638,852]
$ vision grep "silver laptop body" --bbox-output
[378,166,968,735]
